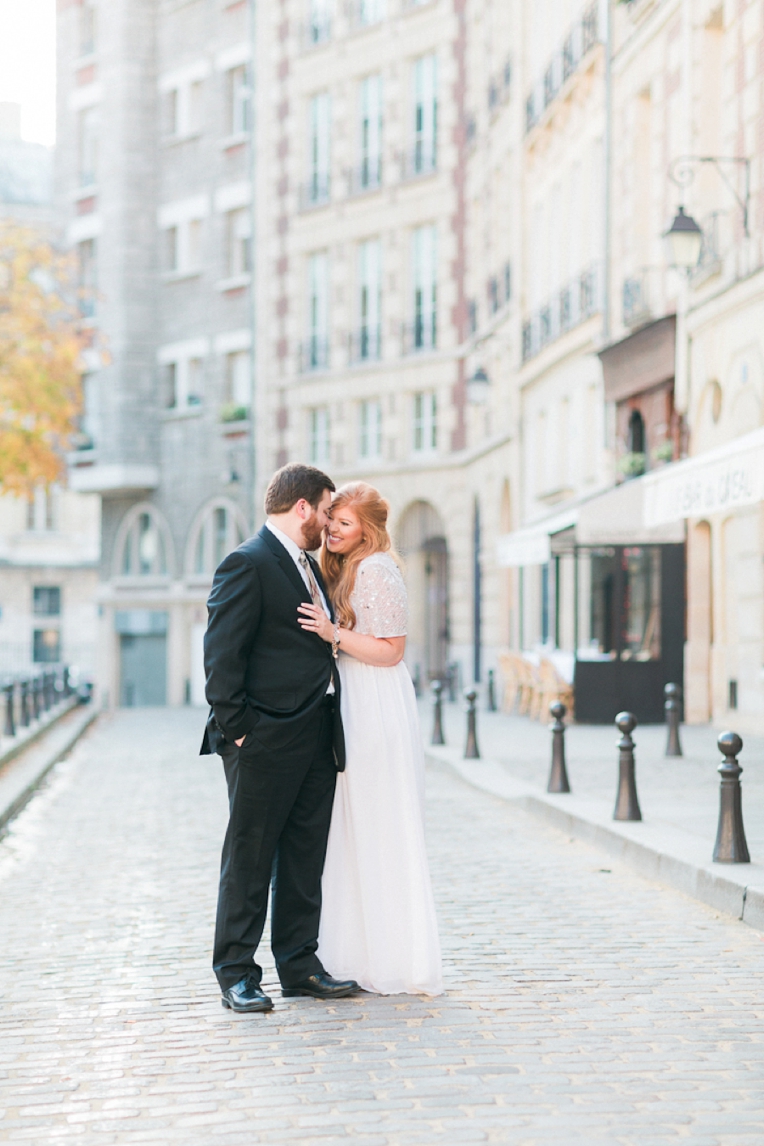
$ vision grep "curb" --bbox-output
[0,705,99,834]
[425,746,764,932]
[0,696,79,771]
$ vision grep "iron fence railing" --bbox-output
[521,262,602,362]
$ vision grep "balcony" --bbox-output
[349,326,382,364]
[525,2,599,134]
[401,314,437,355]
[401,145,437,181]
[299,174,331,210]
[346,158,382,197]
[299,337,330,373]
[521,263,601,362]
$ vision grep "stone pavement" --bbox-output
[422,699,764,926]
[1,707,763,1145]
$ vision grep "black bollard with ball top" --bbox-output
[713,732,750,864]
[546,700,571,793]
[430,680,445,746]
[613,711,641,822]
[463,688,480,759]
[664,682,683,757]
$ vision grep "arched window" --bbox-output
[191,503,246,576]
[120,508,169,576]
[628,409,645,455]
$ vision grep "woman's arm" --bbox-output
[297,603,405,667]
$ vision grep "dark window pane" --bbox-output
[33,586,61,616]
[33,629,61,663]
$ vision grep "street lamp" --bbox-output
[665,206,703,271]
[467,365,490,405]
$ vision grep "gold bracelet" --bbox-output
[332,626,341,660]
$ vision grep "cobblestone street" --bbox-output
[0,709,763,1145]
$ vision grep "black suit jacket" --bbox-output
[200,525,345,770]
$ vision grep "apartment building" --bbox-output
[253,0,517,685]
[0,101,100,683]
[59,0,255,706]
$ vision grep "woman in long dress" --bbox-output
[297,481,442,996]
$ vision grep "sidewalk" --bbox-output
[0,702,98,832]
[421,698,764,930]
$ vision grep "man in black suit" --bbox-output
[201,463,359,1012]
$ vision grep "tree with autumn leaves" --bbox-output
[0,223,84,498]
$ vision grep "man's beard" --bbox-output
[301,512,324,552]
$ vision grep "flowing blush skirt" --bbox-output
[318,656,443,996]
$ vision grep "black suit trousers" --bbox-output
[212,697,337,990]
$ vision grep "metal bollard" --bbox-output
[3,682,15,738]
[20,679,30,727]
[547,700,571,793]
[430,680,445,746]
[63,665,71,697]
[487,668,497,712]
[613,711,641,822]
[43,672,53,711]
[713,732,750,864]
[32,676,42,720]
[664,682,683,757]
[447,662,459,703]
[463,688,480,759]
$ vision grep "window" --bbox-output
[33,629,61,664]
[358,0,385,26]
[225,351,250,407]
[306,252,329,369]
[308,93,331,204]
[359,399,382,460]
[359,75,383,190]
[80,0,96,55]
[160,202,207,277]
[188,80,204,133]
[309,407,331,466]
[193,505,245,575]
[78,371,99,448]
[33,587,61,616]
[163,357,204,410]
[78,107,98,187]
[121,510,168,577]
[357,239,381,360]
[413,54,437,175]
[27,487,56,532]
[161,69,208,139]
[228,64,251,135]
[165,226,179,272]
[412,225,437,350]
[77,238,97,317]
[309,0,332,44]
[412,391,437,453]
[226,207,252,277]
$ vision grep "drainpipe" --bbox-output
[248,0,258,531]
[601,0,612,344]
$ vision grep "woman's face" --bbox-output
[325,503,364,555]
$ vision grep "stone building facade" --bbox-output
[56,0,764,730]
[59,0,255,706]
[0,100,100,684]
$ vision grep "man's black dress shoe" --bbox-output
[221,975,273,1013]
[281,972,360,999]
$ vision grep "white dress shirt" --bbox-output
[266,520,334,693]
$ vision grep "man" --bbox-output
[201,463,359,1012]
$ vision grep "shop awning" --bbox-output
[643,425,764,526]
[576,478,685,545]
[496,506,580,567]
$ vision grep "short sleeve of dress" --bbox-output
[352,555,408,638]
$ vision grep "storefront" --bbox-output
[497,480,686,724]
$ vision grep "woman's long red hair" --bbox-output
[320,482,399,629]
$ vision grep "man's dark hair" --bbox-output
[264,463,335,515]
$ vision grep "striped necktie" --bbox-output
[298,551,324,611]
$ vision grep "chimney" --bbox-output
[0,103,22,141]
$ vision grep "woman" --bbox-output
[297,482,442,996]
